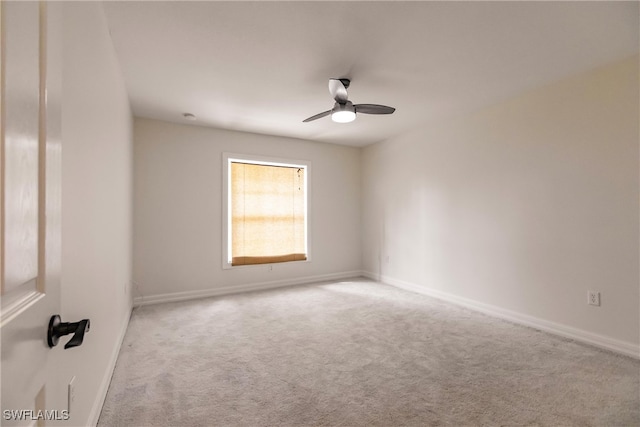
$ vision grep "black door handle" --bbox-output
[47,315,90,349]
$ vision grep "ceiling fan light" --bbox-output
[331,101,356,123]
[331,110,356,123]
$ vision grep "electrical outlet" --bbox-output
[588,291,600,306]
[68,376,76,415]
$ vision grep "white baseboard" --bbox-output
[88,302,133,426]
[362,271,639,360]
[133,270,363,307]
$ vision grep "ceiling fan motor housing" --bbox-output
[332,101,354,113]
[331,101,356,123]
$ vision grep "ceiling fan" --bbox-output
[303,78,395,123]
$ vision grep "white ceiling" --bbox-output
[102,1,638,147]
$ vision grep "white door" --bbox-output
[1,2,63,426]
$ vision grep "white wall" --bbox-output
[60,3,133,425]
[134,118,361,301]
[362,57,639,353]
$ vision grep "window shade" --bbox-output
[231,162,306,266]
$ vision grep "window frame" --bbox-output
[222,152,311,270]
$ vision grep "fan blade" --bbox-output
[329,79,348,104]
[354,104,396,115]
[302,110,332,123]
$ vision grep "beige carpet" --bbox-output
[98,279,639,426]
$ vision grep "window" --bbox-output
[223,153,309,268]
